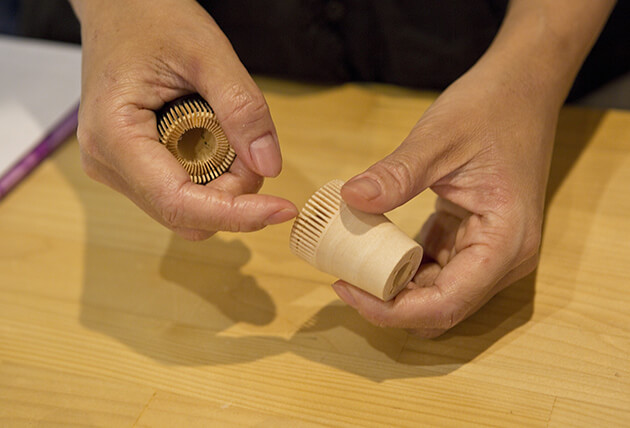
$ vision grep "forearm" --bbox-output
[67,0,107,22]
[68,0,149,19]
[477,0,616,108]
[69,0,198,25]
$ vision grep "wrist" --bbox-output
[70,0,194,27]
[472,0,615,110]
[68,0,111,24]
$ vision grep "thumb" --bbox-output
[341,138,439,214]
[183,22,281,178]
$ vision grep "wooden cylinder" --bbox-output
[156,94,236,184]
[290,179,423,301]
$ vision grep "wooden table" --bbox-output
[1,78,629,427]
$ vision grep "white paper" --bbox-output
[0,35,81,177]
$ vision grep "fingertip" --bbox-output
[343,175,381,200]
[264,205,298,226]
[249,133,282,178]
[341,175,389,214]
[332,281,357,308]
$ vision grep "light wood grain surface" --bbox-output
[1,78,629,427]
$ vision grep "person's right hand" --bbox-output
[70,0,297,240]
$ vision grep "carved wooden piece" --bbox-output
[157,94,236,184]
[290,179,423,301]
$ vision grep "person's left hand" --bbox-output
[331,59,559,338]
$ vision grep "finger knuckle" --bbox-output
[79,149,100,180]
[210,194,254,233]
[227,215,244,233]
[159,197,186,229]
[76,124,100,161]
[221,84,269,126]
[378,156,416,196]
[436,303,466,331]
[227,211,260,233]
[521,228,542,261]
[230,198,266,233]
[233,221,258,233]
[217,198,243,233]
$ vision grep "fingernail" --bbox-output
[264,207,298,226]
[250,134,281,177]
[332,283,357,307]
[345,176,381,200]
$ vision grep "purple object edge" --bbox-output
[0,103,79,200]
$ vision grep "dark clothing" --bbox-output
[13,0,630,101]
[203,0,507,90]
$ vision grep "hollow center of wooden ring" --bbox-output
[390,261,413,294]
[178,127,217,161]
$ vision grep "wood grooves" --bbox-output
[157,94,236,184]
[289,179,344,264]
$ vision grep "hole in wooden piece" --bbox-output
[390,261,413,296]
[177,127,217,161]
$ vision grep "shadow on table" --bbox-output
[58,99,606,383]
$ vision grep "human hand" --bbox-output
[70,0,297,240]
[330,0,615,337]
[332,60,560,338]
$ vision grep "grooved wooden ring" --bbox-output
[157,94,236,184]
[290,179,423,301]
[289,179,344,264]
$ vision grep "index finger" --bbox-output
[113,124,297,233]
